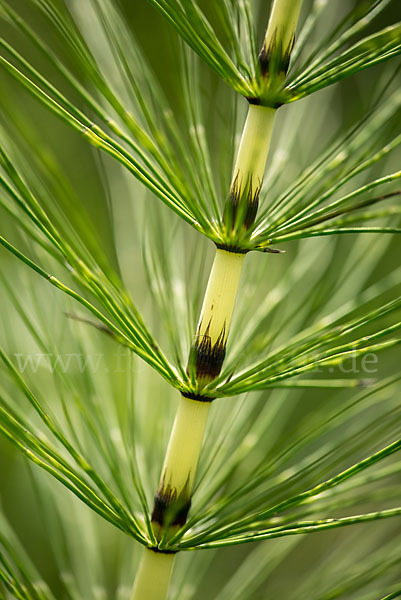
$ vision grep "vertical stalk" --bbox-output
[223,105,275,235]
[190,248,245,384]
[131,549,175,600]
[151,395,210,534]
[263,0,303,53]
[259,0,303,78]
[133,2,302,598]
[232,105,276,184]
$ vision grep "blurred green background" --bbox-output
[1,1,401,598]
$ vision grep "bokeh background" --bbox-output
[1,1,401,598]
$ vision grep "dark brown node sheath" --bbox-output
[258,28,295,76]
[191,319,227,381]
[223,173,262,232]
[151,475,192,529]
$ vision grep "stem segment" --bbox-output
[224,105,275,235]
[233,105,276,185]
[131,549,175,600]
[257,0,303,103]
[263,0,303,55]
[190,249,245,384]
[151,395,210,533]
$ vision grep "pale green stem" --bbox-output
[155,395,210,521]
[195,106,275,370]
[195,107,275,366]
[194,248,245,382]
[133,104,276,600]
[231,104,276,196]
[131,549,175,600]
[133,3,303,597]
[263,0,303,53]
[148,103,276,537]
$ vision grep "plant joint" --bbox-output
[151,487,192,529]
[181,391,215,403]
[147,546,178,555]
[246,96,284,109]
[215,242,249,254]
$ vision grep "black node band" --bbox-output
[181,391,214,403]
[148,546,178,555]
[215,243,249,254]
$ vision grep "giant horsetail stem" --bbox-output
[131,549,175,600]
[223,105,276,240]
[193,106,275,388]
[260,0,303,77]
[151,395,211,532]
[148,104,276,546]
[189,248,245,384]
[133,2,302,598]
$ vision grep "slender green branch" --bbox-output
[188,506,401,549]
[0,235,176,382]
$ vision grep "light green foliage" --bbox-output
[147,0,401,105]
[0,0,401,598]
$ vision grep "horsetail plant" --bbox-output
[1,0,401,599]
[145,3,303,593]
